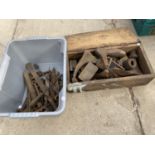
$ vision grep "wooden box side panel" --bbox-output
[138,44,154,74]
[82,75,155,91]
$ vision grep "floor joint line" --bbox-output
[129,87,145,135]
[11,19,19,40]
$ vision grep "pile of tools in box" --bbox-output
[17,63,62,112]
[69,48,142,82]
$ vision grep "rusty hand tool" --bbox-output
[96,48,110,78]
[96,48,109,69]
[69,60,77,72]
[122,58,137,70]
[118,56,128,66]
[129,50,138,58]
[18,63,62,112]
[35,105,48,112]
[26,63,57,110]
[33,83,40,96]
[26,63,47,93]
[24,65,46,111]
[49,68,60,102]
[30,87,49,108]
[111,68,141,77]
[110,60,125,70]
[107,57,113,68]
[96,48,126,67]
[95,59,103,69]
[105,49,126,58]
[78,62,98,81]
[95,48,126,78]
[95,49,122,78]
[94,69,111,79]
[94,57,113,79]
[23,71,37,100]
[72,50,97,82]
[95,58,112,70]
[23,71,42,111]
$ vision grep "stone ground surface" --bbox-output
[0,19,154,134]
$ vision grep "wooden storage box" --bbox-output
[66,28,155,92]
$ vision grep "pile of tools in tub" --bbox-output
[69,48,142,82]
[17,63,62,112]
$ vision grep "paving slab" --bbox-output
[0,89,141,134]
[113,19,136,33]
[14,19,114,39]
[132,36,155,134]
[0,20,17,45]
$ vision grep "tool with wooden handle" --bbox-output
[95,48,126,78]
[96,48,126,67]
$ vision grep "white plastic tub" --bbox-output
[0,37,67,118]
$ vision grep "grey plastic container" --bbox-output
[0,37,67,118]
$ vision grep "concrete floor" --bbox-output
[0,19,154,134]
